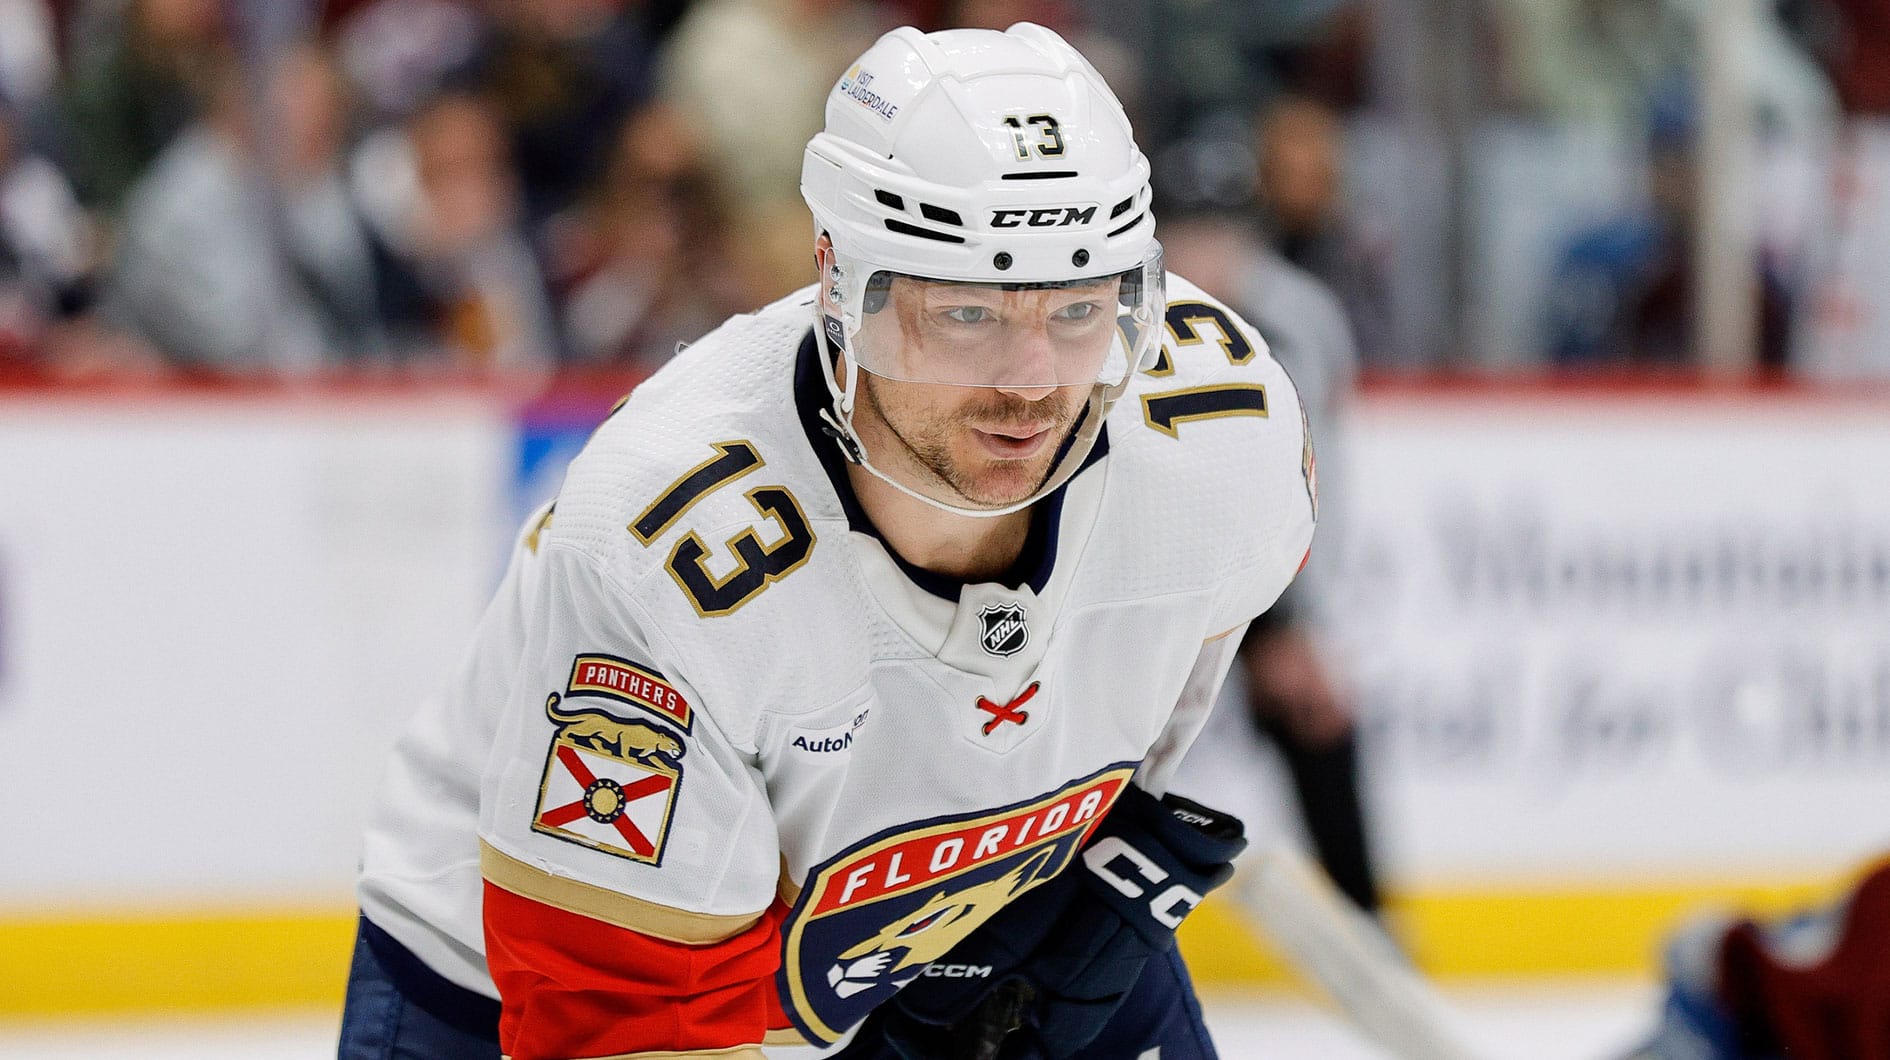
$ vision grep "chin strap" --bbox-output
[816,406,865,465]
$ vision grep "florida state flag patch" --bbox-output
[532,693,684,865]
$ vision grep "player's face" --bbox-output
[846,276,1117,508]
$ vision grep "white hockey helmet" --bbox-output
[801,22,1164,517]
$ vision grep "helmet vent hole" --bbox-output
[874,189,905,211]
[1000,171,1080,180]
[919,203,963,226]
[884,218,967,244]
[1109,196,1136,219]
[994,252,1013,271]
[1106,212,1146,239]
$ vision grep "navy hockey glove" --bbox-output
[840,786,1246,1060]
[1017,787,1246,1057]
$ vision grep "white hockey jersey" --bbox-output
[356,275,1315,1059]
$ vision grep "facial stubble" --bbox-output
[859,375,1084,507]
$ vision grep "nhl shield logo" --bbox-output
[978,603,1028,657]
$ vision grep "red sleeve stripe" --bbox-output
[484,883,788,1060]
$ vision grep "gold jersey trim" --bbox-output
[777,855,804,908]
[479,840,763,945]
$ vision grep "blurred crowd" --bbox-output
[3,0,1890,381]
[0,0,901,379]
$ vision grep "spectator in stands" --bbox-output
[1810,0,1890,115]
[934,0,1144,122]
[349,89,558,372]
[0,90,91,369]
[333,0,486,123]
[1787,0,1890,377]
[104,43,385,373]
[1485,0,1836,134]
[59,0,229,216]
[1543,85,1795,368]
[545,100,743,371]
[936,0,1075,31]
[657,0,888,305]
[1136,0,1365,166]
[458,0,658,228]
[0,78,168,379]
[1255,94,1394,367]
[0,0,59,127]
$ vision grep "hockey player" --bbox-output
[340,22,1315,1060]
[1634,857,1890,1060]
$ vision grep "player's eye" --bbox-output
[943,306,994,325]
[1053,302,1102,322]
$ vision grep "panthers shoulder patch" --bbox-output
[532,692,685,865]
[565,653,693,732]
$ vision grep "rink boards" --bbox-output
[0,380,1884,1013]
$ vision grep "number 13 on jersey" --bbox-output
[1140,300,1270,437]
[630,441,816,617]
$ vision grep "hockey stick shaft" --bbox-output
[1233,842,1486,1060]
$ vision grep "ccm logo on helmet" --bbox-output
[1081,836,1203,929]
[990,205,1097,228]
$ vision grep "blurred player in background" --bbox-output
[342,22,1316,1060]
[1634,855,1890,1060]
[1163,206,1380,917]
[1163,91,1381,918]
[1249,93,1390,370]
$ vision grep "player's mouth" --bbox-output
[973,423,1055,459]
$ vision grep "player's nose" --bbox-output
[991,323,1060,401]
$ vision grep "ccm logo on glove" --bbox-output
[1081,836,1205,929]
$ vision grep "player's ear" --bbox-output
[812,231,854,377]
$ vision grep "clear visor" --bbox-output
[833,247,1165,388]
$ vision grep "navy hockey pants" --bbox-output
[337,914,1217,1059]
[338,917,500,1060]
